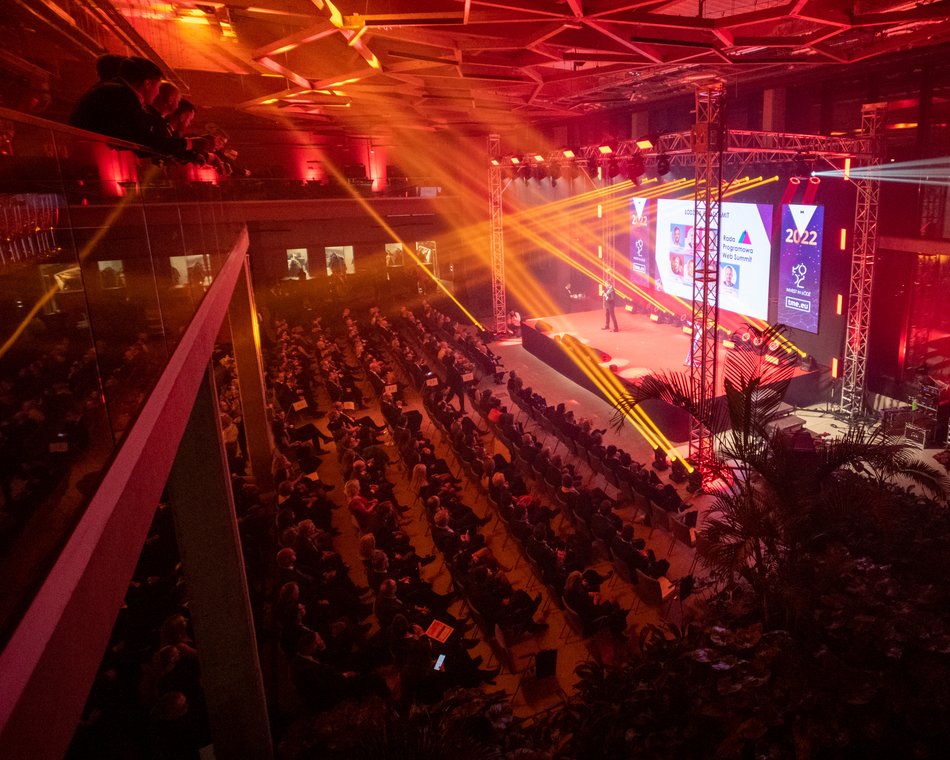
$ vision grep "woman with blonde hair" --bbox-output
[409,463,428,495]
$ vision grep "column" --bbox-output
[228,260,274,493]
[166,369,273,760]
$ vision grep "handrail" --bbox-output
[0,104,165,156]
[0,226,250,759]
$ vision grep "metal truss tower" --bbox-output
[601,173,616,285]
[689,81,726,467]
[841,103,885,419]
[488,133,507,333]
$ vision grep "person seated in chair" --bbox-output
[610,524,649,578]
[563,571,628,638]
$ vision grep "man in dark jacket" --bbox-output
[71,57,211,157]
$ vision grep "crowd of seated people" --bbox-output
[506,369,696,528]
[398,301,687,608]
[68,505,210,758]
[360,313,553,642]
[265,307,501,709]
[341,310,510,701]
[388,307,638,641]
[70,54,234,172]
[0,320,175,558]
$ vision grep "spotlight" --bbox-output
[606,159,620,178]
[656,155,671,176]
[510,156,521,165]
[652,446,669,470]
[636,133,659,150]
[533,163,548,182]
[568,163,582,181]
[549,163,562,181]
[598,144,614,154]
[519,164,532,182]
[562,148,576,159]
[792,153,813,178]
[627,154,645,183]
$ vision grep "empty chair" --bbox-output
[669,513,698,556]
[634,569,676,609]
[649,502,672,537]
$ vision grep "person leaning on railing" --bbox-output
[69,56,217,160]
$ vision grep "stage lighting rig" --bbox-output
[656,155,671,176]
[605,159,621,179]
[625,153,646,185]
[792,153,814,178]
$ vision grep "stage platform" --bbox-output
[521,309,821,443]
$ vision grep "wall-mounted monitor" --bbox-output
[285,248,310,280]
[385,243,404,267]
[415,240,436,268]
[325,245,355,276]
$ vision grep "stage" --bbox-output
[520,309,821,443]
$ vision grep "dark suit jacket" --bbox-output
[70,81,188,154]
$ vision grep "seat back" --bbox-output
[635,570,663,605]
[613,555,634,585]
[650,503,672,533]
[670,515,697,548]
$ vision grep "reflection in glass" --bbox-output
[97,260,125,289]
[169,254,212,288]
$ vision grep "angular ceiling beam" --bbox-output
[251,20,338,59]
[342,12,466,28]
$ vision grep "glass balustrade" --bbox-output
[0,108,245,644]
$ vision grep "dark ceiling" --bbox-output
[3,0,950,136]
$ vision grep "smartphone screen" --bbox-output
[434,654,446,671]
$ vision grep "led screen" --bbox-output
[654,199,773,320]
[628,197,653,288]
[777,204,824,333]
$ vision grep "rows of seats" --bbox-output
[399,304,697,618]
[393,312,639,643]
[364,316,552,664]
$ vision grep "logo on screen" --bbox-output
[792,262,807,287]
[738,230,752,245]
